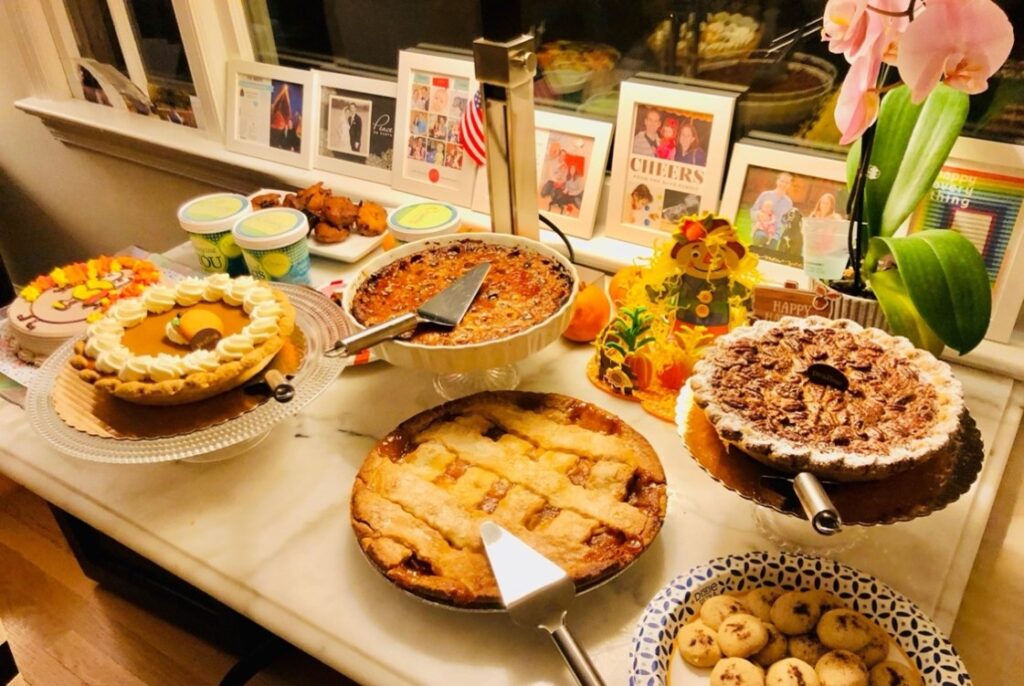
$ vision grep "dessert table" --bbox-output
[0,246,1022,685]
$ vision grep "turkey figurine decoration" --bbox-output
[587,213,759,421]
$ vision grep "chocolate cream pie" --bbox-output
[689,316,964,481]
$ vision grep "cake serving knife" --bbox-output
[481,521,606,686]
[326,262,490,357]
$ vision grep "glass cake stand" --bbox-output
[26,283,348,464]
[675,384,985,555]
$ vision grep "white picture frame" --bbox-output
[314,71,397,185]
[225,60,316,169]
[719,139,850,289]
[470,109,613,239]
[606,78,737,247]
[392,49,478,207]
[908,137,1024,343]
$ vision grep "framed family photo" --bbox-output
[907,137,1024,343]
[606,78,737,247]
[392,49,478,206]
[225,60,315,169]
[314,71,397,184]
[471,109,613,238]
[719,139,849,287]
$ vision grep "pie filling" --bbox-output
[351,392,667,606]
[351,240,574,346]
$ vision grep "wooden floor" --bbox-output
[3,427,1024,686]
[0,474,355,686]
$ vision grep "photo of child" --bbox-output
[625,183,657,225]
[411,85,429,110]
[536,131,594,218]
[736,166,849,267]
[630,104,712,168]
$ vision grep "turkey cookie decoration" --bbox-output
[588,213,759,421]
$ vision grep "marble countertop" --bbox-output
[1,250,1022,685]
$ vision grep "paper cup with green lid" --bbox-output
[232,208,312,285]
[178,192,252,276]
[387,201,462,245]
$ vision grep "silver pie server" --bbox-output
[480,521,607,686]
[325,262,490,357]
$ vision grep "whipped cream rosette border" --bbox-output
[81,275,286,383]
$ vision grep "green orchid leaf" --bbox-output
[880,85,969,236]
[862,85,923,238]
[846,137,861,192]
[867,268,945,356]
[867,230,991,353]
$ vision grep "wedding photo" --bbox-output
[327,95,372,158]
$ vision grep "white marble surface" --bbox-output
[0,249,1021,685]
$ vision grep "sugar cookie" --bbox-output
[815,650,869,686]
[767,657,821,686]
[855,622,890,668]
[711,657,766,686]
[675,620,722,668]
[718,614,770,658]
[817,609,873,652]
[789,634,829,666]
[807,590,847,614]
[701,594,752,630]
[868,661,922,686]
[745,587,785,622]
[752,623,788,668]
[771,591,822,635]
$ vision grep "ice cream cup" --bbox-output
[232,208,312,285]
[387,202,462,245]
[177,193,252,276]
[802,217,850,281]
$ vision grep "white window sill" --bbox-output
[17,96,1024,380]
[15,96,650,273]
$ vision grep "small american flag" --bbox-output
[459,89,486,166]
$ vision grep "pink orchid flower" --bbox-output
[822,0,870,58]
[835,50,883,145]
[897,0,1014,103]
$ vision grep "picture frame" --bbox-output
[225,60,316,169]
[606,78,737,247]
[907,137,1024,343]
[471,109,614,239]
[314,70,397,185]
[392,49,478,207]
[719,139,849,288]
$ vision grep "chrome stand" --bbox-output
[473,34,540,239]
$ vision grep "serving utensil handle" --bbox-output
[550,623,606,686]
[326,312,418,357]
[264,369,295,403]
[793,472,843,535]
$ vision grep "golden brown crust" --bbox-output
[355,201,387,236]
[72,290,295,406]
[350,391,667,608]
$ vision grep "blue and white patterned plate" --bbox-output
[629,551,971,686]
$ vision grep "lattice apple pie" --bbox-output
[351,391,667,607]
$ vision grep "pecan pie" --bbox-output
[350,239,574,346]
[351,391,667,608]
[689,316,964,481]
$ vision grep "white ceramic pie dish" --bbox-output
[339,233,579,374]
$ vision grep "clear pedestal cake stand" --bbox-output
[675,384,984,555]
[27,283,348,464]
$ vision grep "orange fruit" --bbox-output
[608,266,642,308]
[563,282,611,343]
[657,360,686,390]
[179,309,225,340]
[380,231,398,252]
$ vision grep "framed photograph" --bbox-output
[471,110,613,238]
[225,60,315,169]
[719,139,850,287]
[907,137,1024,343]
[314,71,397,184]
[606,78,737,247]
[392,50,478,207]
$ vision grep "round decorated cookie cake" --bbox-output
[6,256,160,361]
[70,274,295,405]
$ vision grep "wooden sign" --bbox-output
[752,282,836,321]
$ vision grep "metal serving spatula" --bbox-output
[326,262,490,357]
[481,522,607,686]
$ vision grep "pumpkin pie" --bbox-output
[70,275,295,405]
[351,391,667,607]
[689,316,964,481]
